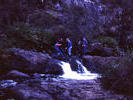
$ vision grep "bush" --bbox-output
[5,22,56,53]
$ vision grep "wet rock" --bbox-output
[7,70,30,79]
[10,84,53,100]
[0,80,17,88]
[69,57,83,72]
[8,79,124,100]
[33,73,45,78]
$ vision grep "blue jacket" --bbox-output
[54,42,60,51]
[83,40,88,46]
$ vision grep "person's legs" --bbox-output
[60,48,67,57]
[59,49,64,57]
[83,46,86,56]
[68,47,72,56]
[54,47,59,57]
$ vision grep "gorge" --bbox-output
[0,0,133,99]
[0,48,124,100]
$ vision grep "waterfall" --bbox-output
[76,60,91,73]
[59,60,99,80]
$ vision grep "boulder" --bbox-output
[1,48,63,75]
[83,55,120,66]
[68,56,83,72]
[86,43,114,57]
[11,48,52,64]
[7,70,30,79]
[83,55,120,73]
[44,59,63,75]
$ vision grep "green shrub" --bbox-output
[5,22,55,53]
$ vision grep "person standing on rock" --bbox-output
[59,38,66,57]
[54,40,64,57]
[82,37,88,56]
[66,38,72,57]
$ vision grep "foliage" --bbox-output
[5,22,55,53]
[64,4,102,41]
[0,0,133,54]
[99,0,133,50]
[28,10,63,29]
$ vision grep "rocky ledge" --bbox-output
[6,79,124,100]
[0,48,63,75]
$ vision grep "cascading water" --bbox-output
[76,60,90,73]
[59,60,99,80]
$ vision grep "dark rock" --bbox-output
[44,59,63,75]
[83,55,120,67]
[83,55,120,73]
[69,57,79,71]
[7,70,30,79]
[3,48,64,75]
[86,43,114,57]
[11,48,52,64]
[68,56,84,73]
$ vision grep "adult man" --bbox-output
[82,37,88,56]
[59,38,66,57]
[66,38,72,56]
[54,40,64,57]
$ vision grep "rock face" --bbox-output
[86,43,115,57]
[11,48,52,64]
[69,56,83,72]
[44,59,63,75]
[83,55,120,73]
[4,48,63,75]
[83,55,120,67]
[8,79,124,100]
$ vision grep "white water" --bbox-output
[59,61,99,80]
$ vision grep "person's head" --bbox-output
[66,38,70,41]
[60,38,63,41]
[83,37,86,40]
